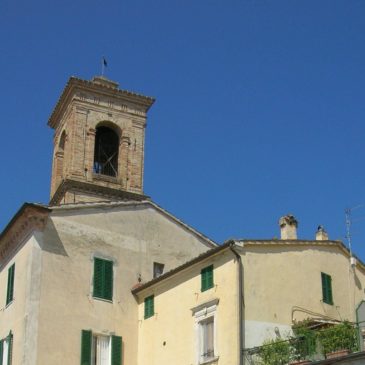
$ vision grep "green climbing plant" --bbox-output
[258,338,292,365]
[317,321,358,355]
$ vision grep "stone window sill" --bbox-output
[92,173,118,184]
[200,356,219,365]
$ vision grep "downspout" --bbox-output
[229,242,244,365]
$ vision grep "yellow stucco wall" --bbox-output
[240,242,365,347]
[136,249,239,365]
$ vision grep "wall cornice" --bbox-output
[0,204,50,268]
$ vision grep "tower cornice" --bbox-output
[48,76,155,129]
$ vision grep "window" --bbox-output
[321,272,333,305]
[200,317,214,362]
[93,258,113,301]
[201,265,214,292]
[93,126,119,177]
[153,262,164,278]
[144,295,154,319]
[6,264,15,306]
[81,330,122,365]
[0,331,13,365]
[193,300,218,364]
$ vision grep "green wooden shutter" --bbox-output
[0,340,3,365]
[93,258,113,300]
[144,295,154,319]
[7,332,12,365]
[6,264,15,305]
[201,265,213,292]
[327,275,333,304]
[321,272,333,305]
[80,330,92,365]
[321,272,327,302]
[150,296,154,317]
[93,258,104,298]
[201,267,207,292]
[111,335,122,365]
[207,265,214,288]
[104,260,113,300]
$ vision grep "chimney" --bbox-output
[279,214,298,239]
[316,225,329,241]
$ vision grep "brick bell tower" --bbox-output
[48,76,155,205]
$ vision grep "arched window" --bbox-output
[59,131,66,151]
[93,126,119,177]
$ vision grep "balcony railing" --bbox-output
[243,321,360,365]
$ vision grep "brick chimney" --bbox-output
[316,225,329,240]
[279,214,298,240]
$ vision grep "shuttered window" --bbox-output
[0,340,3,365]
[111,335,122,365]
[6,264,15,306]
[144,295,154,319]
[93,258,113,301]
[81,330,92,365]
[7,332,12,365]
[321,272,333,305]
[0,332,12,365]
[201,265,214,292]
[80,330,122,365]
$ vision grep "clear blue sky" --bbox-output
[1,1,364,258]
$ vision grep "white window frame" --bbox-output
[91,334,111,365]
[1,334,12,365]
[192,299,219,365]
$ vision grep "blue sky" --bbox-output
[0,1,364,258]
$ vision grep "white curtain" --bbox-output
[3,339,8,365]
[201,318,214,361]
[96,336,110,365]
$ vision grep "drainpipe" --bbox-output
[229,242,244,365]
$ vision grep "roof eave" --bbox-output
[47,76,156,129]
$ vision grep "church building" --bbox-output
[1,75,365,365]
[0,76,215,365]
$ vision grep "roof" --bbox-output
[0,203,50,242]
[132,237,365,295]
[231,238,365,268]
[131,241,233,295]
[48,76,156,129]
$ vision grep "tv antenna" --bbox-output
[345,204,365,257]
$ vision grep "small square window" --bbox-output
[201,265,214,292]
[321,272,333,305]
[144,295,154,319]
[153,262,165,278]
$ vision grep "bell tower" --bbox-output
[48,76,155,205]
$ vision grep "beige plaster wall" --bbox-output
[136,250,239,365]
[0,234,42,365]
[35,204,212,365]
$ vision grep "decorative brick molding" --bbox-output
[0,204,50,267]
[48,76,154,204]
